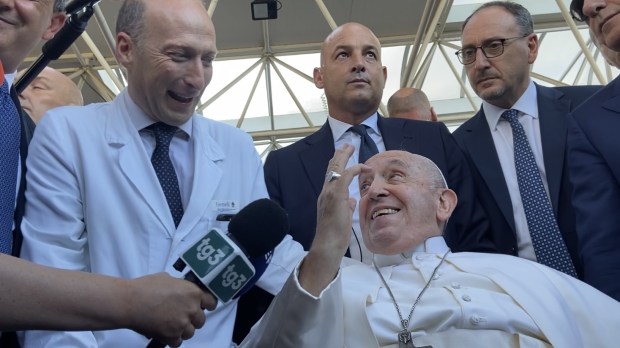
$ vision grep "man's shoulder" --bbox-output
[267,125,328,158]
[195,116,250,138]
[194,116,257,155]
[452,110,483,139]
[544,84,601,106]
[381,116,453,138]
[39,102,112,129]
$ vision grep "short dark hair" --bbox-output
[115,0,146,46]
[569,0,586,22]
[462,1,534,37]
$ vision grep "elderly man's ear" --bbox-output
[436,189,457,223]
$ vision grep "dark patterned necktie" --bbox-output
[0,70,21,254]
[148,122,184,228]
[501,109,577,277]
[349,124,379,163]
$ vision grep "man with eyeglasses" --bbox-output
[566,0,620,301]
[452,1,600,278]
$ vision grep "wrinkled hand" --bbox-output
[125,273,216,347]
[299,144,367,295]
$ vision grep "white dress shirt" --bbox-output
[328,113,386,264]
[482,80,549,262]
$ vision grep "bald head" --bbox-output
[18,67,83,124]
[314,22,387,124]
[387,87,437,122]
[319,22,382,66]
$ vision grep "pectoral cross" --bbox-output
[398,330,432,348]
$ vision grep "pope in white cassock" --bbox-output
[241,145,620,348]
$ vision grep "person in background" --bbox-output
[387,87,438,121]
[0,1,211,347]
[19,0,302,346]
[241,147,620,347]
[567,0,620,301]
[18,66,84,124]
[452,1,600,278]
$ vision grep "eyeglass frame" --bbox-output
[455,35,530,65]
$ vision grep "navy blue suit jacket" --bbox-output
[264,116,494,252]
[12,86,35,257]
[0,86,35,348]
[453,84,600,279]
[568,77,620,300]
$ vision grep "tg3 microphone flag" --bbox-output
[177,198,288,302]
[180,229,252,302]
[147,198,288,348]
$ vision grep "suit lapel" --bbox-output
[378,116,410,150]
[177,118,223,239]
[461,110,516,232]
[601,76,620,114]
[106,99,175,237]
[300,122,336,195]
[536,85,569,214]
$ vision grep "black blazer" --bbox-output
[568,77,620,300]
[452,83,600,279]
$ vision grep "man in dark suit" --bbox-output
[267,22,492,257]
[567,0,620,301]
[234,21,494,342]
[0,1,213,346]
[452,1,599,278]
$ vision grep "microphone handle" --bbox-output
[146,339,166,348]
[145,272,209,348]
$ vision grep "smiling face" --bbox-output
[116,0,217,126]
[0,0,65,72]
[358,151,456,255]
[461,6,538,109]
[313,22,387,124]
[583,0,620,53]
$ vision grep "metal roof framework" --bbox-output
[22,0,617,159]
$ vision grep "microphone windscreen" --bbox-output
[228,198,289,257]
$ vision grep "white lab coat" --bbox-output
[20,90,303,347]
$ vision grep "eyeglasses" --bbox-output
[455,35,529,65]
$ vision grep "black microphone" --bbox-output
[14,4,96,93]
[146,199,288,348]
[65,0,100,14]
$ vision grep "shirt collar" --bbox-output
[5,72,16,87]
[327,112,380,143]
[483,80,538,130]
[122,90,192,137]
[372,236,449,267]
